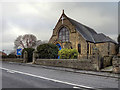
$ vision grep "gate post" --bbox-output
[92,47,101,71]
[23,51,28,63]
[112,56,120,73]
[32,51,37,64]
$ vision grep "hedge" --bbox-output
[37,43,58,59]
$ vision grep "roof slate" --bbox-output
[67,17,116,44]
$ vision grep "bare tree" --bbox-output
[14,35,25,49]
[14,34,37,49]
[22,34,37,48]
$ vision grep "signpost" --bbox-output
[16,48,22,56]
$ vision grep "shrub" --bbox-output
[58,48,78,59]
[37,43,58,59]
[1,55,8,58]
[22,48,35,62]
[7,53,17,58]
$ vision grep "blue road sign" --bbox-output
[17,48,22,56]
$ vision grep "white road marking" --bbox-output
[0,67,94,89]
[73,86,80,89]
[9,62,16,64]
[7,70,15,73]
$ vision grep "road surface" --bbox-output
[0,61,119,89]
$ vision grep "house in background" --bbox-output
[49,10,117,59]
[0,51,7,57]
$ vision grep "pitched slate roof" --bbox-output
[67,17,117,44]
[93,33,116,43]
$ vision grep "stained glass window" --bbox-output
[58,27,69,42]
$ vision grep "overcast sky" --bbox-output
[0,1,118,54]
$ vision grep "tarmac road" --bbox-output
[1,61,119,89]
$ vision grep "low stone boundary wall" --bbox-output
[0,58,24,63]
[35,59,98,71]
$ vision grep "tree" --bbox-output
[8,53,17,58]
[14,35,24,49]
[37,43,58,59]
[14,34,37,49]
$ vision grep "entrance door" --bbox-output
[56,43,62,59]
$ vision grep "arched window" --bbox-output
[58,27,69,42]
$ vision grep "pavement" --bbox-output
[7,61,119,78]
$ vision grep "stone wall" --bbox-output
[102,55,113,68]
[76,32,87,56]
[96,43,108,56]
[109,43,116,55]
[0,58,24,63]
[112,56,120,73]
[96,42,116,57]
[34,59,98,71]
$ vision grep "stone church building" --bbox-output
[49,10,117,59]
